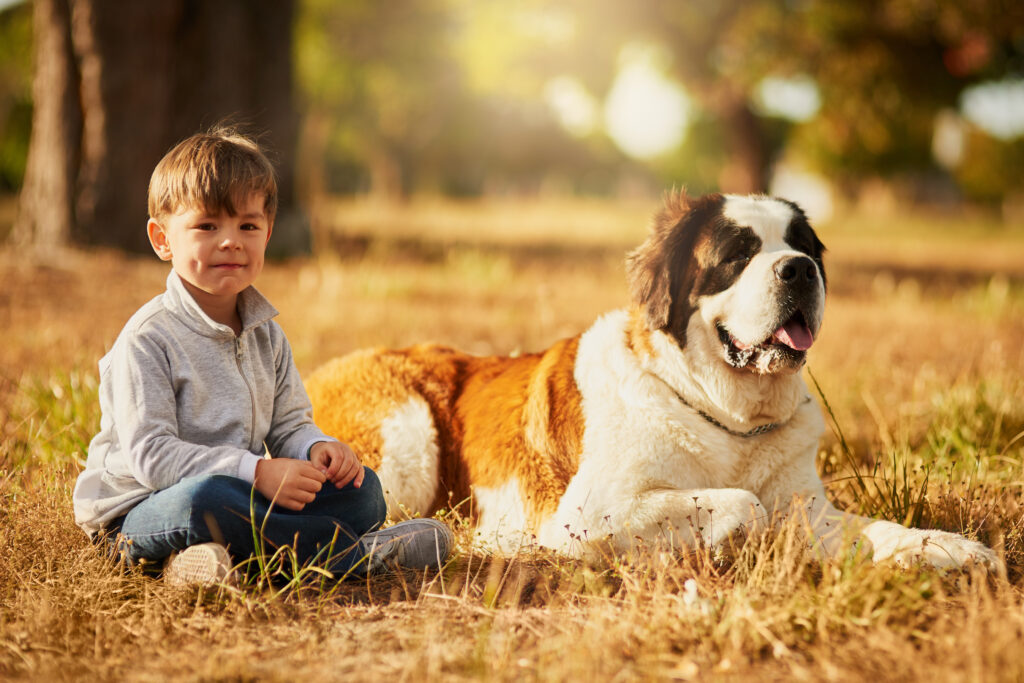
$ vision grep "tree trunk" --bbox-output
[17,0,307,256]
[12,0,80,252]
[164,0,307,257]
[716,96,768,195]
[295,110,332,254]
[71,0,180,252]
[368,147,405,203]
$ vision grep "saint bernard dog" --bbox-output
[306,192,997,570]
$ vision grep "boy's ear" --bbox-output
[147,219,173,261]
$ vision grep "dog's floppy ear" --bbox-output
[626,228,674,330]
[626,190,707,331]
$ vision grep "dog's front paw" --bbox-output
[862,520,999,571]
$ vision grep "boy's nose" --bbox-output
[220,233,243,249]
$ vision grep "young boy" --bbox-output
[73,127,452,585]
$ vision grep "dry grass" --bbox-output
[2,196,1024,681]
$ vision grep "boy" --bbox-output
[73,127,452,585]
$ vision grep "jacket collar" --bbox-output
[163,271,278,338]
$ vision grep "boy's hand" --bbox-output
[310,441,365,489]
[254,458,326,511]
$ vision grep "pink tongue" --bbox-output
[773,319,814,351]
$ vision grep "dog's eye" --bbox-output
[726,251,751,264]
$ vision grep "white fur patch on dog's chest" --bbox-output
[561,309,820,523]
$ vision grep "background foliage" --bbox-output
[1,0,1023,217]
[288,0,1024,202]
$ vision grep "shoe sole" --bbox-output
[164,543,234,587]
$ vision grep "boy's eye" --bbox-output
[241,223,261,231]
[195,223,216,231]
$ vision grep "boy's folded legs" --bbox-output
[112,468,452,584]
[115,471,377,578]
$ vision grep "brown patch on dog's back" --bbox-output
[306,338,585,531]
[305,349,398,468]
[521,338,584,519]
[306,345,469,506]
[457,337,583,527]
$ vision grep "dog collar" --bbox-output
[670,387,810,438]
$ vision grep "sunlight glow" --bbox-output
[770,163,834,225]
[961,79,1024,140]
[544,76,599,137]
[755,75,821,122]
[932,109,967,168]
[603,44,690,159]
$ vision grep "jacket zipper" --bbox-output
[234,336,258,452]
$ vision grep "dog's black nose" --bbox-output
[774,256,818,284]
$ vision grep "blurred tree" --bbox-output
[0,2,32,193]
[296,0,461,204]
[14,0,305,256]
[572,0,1024,196]
[294,0,633,237]
[954,128,1024,203]
[278,0,1024,205]
[569,0,785,193]
[751,0,1024,189]
[13,0,77,250]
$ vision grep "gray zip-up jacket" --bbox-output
[73,271,332,537]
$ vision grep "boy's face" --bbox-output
[147,193,273,309]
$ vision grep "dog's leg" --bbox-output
[799,496,999,570]
[545,487,769,557]
[757,454,999,571]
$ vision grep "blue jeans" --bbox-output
[114,466,387,577]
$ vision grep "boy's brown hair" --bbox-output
[148,125,278,223]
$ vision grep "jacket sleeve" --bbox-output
[264,326,335,460]
[112,329,264,489]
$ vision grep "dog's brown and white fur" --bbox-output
[306,192,996,569]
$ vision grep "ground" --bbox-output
[1,196,1023,681]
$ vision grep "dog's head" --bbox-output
[626,191,826,375]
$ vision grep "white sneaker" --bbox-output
[164,542,234,587]
[362,519,454,572]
